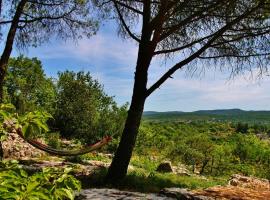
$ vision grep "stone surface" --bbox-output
[156,161,174,173]
[228,174,270,190]
[194,174,270,200]
[76,188,175,200]
[160,188,214,200]
[2,132,46,159]
[172,164,191,176]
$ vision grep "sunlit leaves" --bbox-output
[19,111,52,139]
[0,103,52,140]
[0,160,81,200]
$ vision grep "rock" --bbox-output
[173,164,191,176]
[76,188,175,200]
[2,132,46,159]
[194,175,270,200]
[156,161,174,173]
[160,188,214,200]
[228,174,270,190]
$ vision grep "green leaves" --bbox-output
[19,111,52,139]
[54,71,127,144]
[5,56,56,114]
[0,160,81,200]
[0,103,53,141]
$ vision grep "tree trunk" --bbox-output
[105,0,156,181]
[200,159,209,174]
[105,62,149,181]
[0,67,4,160]
[106,41,153,182]
[0,0,27,102]
[105,94,146,181]
[0,67,6,102]
[0,140,3,161]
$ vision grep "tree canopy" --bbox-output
[0,0,99,48]
[4,56,56,113]
[102,0,270,182]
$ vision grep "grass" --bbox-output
[81,167,227,193]
[78,154,227,193]
[118,170,227,193]
[28,153,227,193]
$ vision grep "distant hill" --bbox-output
[143,109,270,124]
[194,109,245,115]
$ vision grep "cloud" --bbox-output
[145,69,270,111]
[27,33,138,68]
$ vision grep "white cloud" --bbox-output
[145,69,270,111]
[27,33,138,68]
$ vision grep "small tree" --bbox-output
[0,0,99,101]
[4,56,56,113]
[95,0,270,182]
[54,71,127,144]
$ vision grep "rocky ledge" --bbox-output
[76,188,175,200]
[76,174,270,200]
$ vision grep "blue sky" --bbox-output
[9,22,270,112]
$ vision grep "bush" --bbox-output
[4,56,56,114]
[0,160,81,200]
[47,132,61,149]
[53,71,127,145]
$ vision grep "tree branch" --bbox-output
[153,34,214,55]
[113,0,141,42]
[146,2,263,96]
[115,1,143,15]
[198,52,270,59]
[158,0,225,42]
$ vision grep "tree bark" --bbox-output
[106,42,153,182]
[105,94,146,181]
[0,141,3,161]
[200,159,209,174]
[0,0,27,102]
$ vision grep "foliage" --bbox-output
[4,56,56,113]
[0,103,53,140]
[1,0,99,50]
[0,160,81,200]
[136,121,270,178]
[54,71,127,144]
[19,111,52,139]
[143,110,270,124]
[47,132,61,149]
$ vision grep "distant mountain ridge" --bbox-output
[143,109,270,123]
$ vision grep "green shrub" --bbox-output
[47,132,61,149]
[53,71,127,145]
[0,160,81,200]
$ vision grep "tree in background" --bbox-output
[54,71,127,144]
[4,56,56,113]
[0,0,99,101]
[95,0,270,182]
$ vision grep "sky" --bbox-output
[9,21,270,112]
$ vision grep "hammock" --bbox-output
[3,119,111,156]
[18,131,112,156]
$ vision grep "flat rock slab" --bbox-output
[76,188,175,200]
